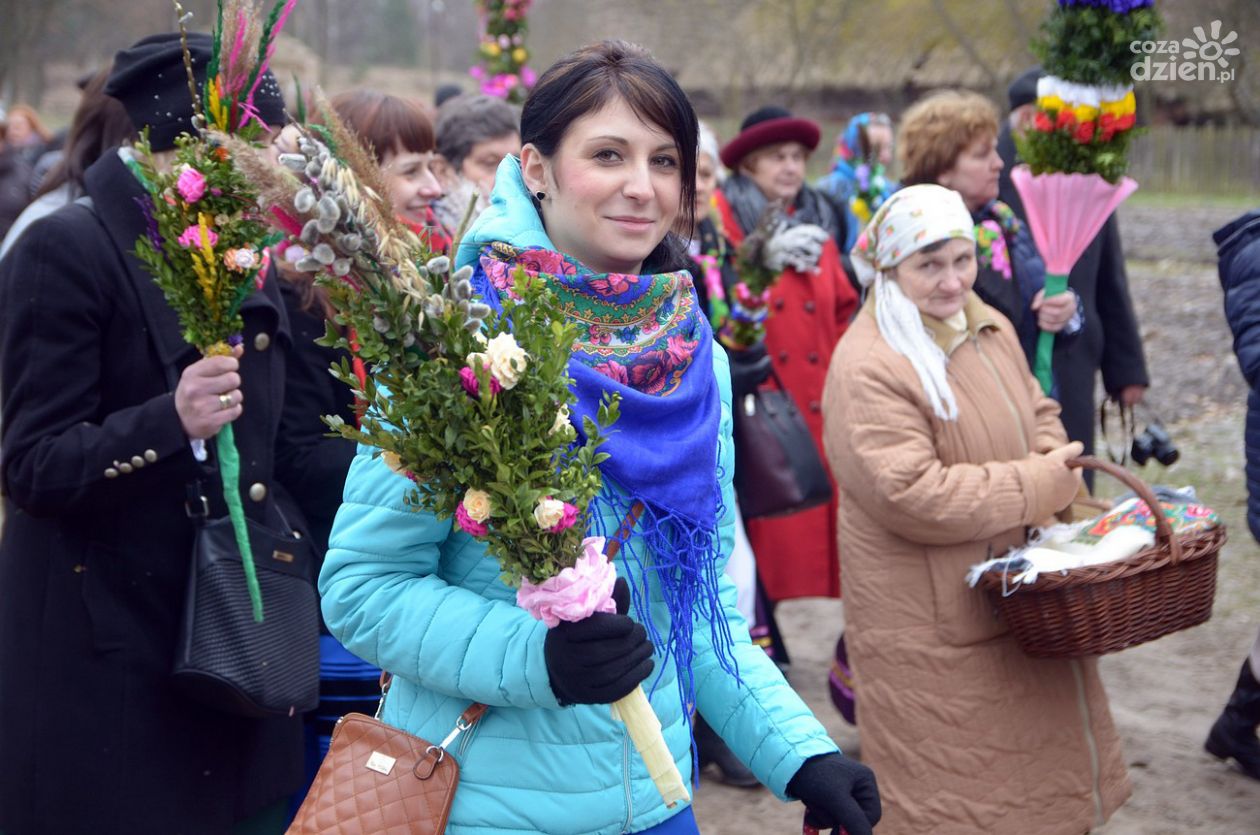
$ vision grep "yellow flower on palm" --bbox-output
[851,197,872,226]
[512,47,528,65]
[1071,104,1100,122]
[205,78,229,131]
[1101,91,1137,118]
[190,213,220,305]
[1037,94,1067,113]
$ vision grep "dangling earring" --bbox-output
[535,191,546,201]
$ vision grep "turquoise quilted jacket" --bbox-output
[318,157,839,834]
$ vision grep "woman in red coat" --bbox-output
[715,106,858,603]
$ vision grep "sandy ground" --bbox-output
[692,200,1260,834]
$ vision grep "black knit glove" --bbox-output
[544,578,654,706]
[788,752,882,835]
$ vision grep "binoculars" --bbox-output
[1130,421,1180,467]
[1100,399,1179,468]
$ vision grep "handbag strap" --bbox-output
[376,671,488,747]
[1098,398,1137,465]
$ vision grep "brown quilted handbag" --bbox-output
[288,678,486,834]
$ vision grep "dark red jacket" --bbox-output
[715,188,859,600]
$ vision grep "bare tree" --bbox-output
[779,0,854,105]
[931,0,999,89]
[1223,0,1259,125]
[0,0,65,104]
[1004,0,1035,53]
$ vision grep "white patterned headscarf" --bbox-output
[851,184,976,421]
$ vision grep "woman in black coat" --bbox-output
[0,36,307,834]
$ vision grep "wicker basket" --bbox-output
[975,455,1226,659]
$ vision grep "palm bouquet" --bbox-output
[129,0,297,621]
[706,202,789,350]
[232,107,691,806]
[1013,0,1160,392]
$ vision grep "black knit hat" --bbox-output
[1007,65,1043,111]
[104,32,286,151]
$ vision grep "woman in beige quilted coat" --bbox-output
[821,184,1130,835]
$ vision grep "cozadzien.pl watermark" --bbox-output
[1131,19,1240,83]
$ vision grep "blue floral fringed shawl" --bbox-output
[469,242,740,709]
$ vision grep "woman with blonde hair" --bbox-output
[897,89,1080,384]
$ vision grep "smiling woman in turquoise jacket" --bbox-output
[319,40,880,835]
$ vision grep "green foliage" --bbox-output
[1015,120,1137,183]
[1032,5,1163,86]
[321,260,619,586]
[272,128,618,587]
[131,133,273,352]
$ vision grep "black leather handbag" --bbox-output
[172,483,321,718]
[733,369,834,519]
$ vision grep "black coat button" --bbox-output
[804,300,816,313]
[809,401,821,413]
[808,352,819,364]
[778,351,790,363]
[774,298,785,311]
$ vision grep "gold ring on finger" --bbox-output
[219,393,233,411]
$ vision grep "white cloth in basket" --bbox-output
[966,522,1154,588]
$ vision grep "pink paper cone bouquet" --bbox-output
[1013,0,1161,392]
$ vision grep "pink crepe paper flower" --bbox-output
[455,503,489,537]
[516,538,617,627]
[176,167,207,203]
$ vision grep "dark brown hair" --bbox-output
[329,89,436,164]
[521,40,697,272]
[36,68,136,199]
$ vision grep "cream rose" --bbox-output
[550,403,571,436]
[484,332,528,390]
[533,497,565,530]
[462,488,493,523]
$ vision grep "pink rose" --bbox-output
[550,502,579,533]
[176,167,207,203]
[459,365,503,398]
[516,538,617,627]
[455,503,489,537]
[177,225,218,249]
